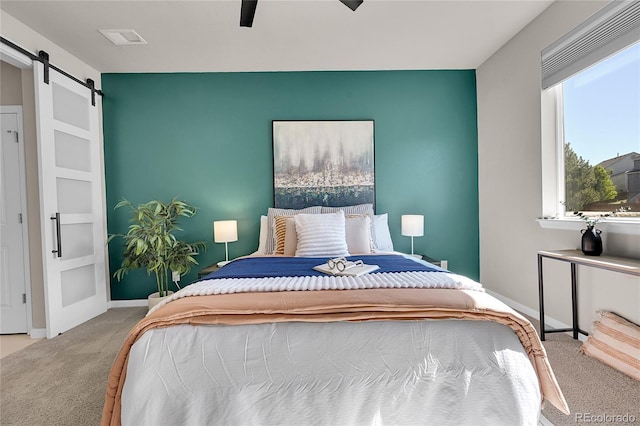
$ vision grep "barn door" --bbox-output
[33,61,107,338]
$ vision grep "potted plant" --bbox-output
[575,211,611,256]
[108,198,207,308]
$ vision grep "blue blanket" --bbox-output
[200,255,446,281]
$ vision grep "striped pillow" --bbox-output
[321,204,374,217]
[283,218,298,256]
[273,215,289,255]
[581,311,640,380]
[294,211,349,257]
[266,206,322,254]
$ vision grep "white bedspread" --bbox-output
[122,319,541,426]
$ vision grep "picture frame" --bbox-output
[273,120,375,209]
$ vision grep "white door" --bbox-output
[34,62,107,338]
[0,110,28,333]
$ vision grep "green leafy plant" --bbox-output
[574,211,613,228]
[108,198,207,297]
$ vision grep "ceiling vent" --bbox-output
[99,29,147,45]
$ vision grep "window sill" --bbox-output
[537,218,640,236]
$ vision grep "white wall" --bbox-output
[477,0,640,331]
[0,61,23,103]
[1,11,102,82]
[1,10,107,330]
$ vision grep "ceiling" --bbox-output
[1,0,554,73]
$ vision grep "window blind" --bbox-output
[541,0,640,89]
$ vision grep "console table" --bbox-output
[537,249,640,341]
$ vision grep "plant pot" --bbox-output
[147,291,174,310]
[581,226,602,256]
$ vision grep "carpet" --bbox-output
[0,307,146,426]
[540,332,639,426]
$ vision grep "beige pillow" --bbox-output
[283,218,297,256]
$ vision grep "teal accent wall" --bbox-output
[102,70,478,300]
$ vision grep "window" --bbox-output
[559,42,640,219]
[539,1,640,230]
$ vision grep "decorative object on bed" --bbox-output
[272,120,375,209]
[102,254,570,426]
[401,214,424,258]
[581,311,640,381]
[313,257,379,276]
[107,198,206,308]
[213,220,238,266]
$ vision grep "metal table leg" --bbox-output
[538,254,546,341]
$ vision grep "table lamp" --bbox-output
[213,220,238,267]
[401,214,424,258]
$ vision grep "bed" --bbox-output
[102,208,569,426]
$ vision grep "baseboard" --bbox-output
[28,328,46,339]
[27,302,145,337]
[485,289,588,342]
[108,299,147,308]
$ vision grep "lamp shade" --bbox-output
[401,215,424,237]
[213,220,238,243]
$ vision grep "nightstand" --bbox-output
[198,263,220,279]
[420,255,442,267]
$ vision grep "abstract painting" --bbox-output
[273,120,375,209]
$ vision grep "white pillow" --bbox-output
[345,215,372,254]
[295,211,349,257]
[256,215,268,254]
[266,206,322,254]
[373,213,394,252]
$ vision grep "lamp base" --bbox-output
[410,254,423,260]
[217,260,231,267]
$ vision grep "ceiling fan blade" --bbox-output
[339,0,363,11]
[240,0,258,27]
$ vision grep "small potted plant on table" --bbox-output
[108,198,206,309]
[575,211,611,256]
